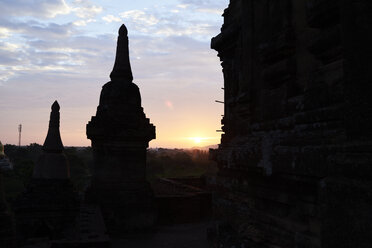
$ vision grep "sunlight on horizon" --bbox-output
[186,136,220,147]
[193,137,202,144]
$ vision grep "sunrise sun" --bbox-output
[193,137,202,144]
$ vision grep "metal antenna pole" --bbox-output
[18,124,22,147]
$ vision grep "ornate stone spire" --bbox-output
[86,24,156,232]
[109,24,133,82]
[43,101,63,153]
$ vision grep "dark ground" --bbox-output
[112,222,213,248]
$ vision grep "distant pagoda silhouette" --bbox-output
[15,101,78,241]
[0,140,13,171]
[86,24,156,233]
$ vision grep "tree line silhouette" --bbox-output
[2,144,217,206]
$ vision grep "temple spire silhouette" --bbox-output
[109,24,133,82]
[43,100,63,153]
[33,101,69,179]
[86,23,156,232]
[15,101,77,240]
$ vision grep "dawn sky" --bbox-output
[0,0,228,148]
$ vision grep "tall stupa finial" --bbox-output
[43,100,63,152]
[109,24,133,82]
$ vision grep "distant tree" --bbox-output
[146,148,217,183]
[13,159,34,185]
[27,143,43,162]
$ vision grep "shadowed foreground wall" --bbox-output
[210,0,372,247]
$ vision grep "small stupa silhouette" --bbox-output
[15,101,77,240]
[33,100,70,179]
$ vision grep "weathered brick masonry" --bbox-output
[210,0,372,247]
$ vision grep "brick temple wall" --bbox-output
[210,0,372,247]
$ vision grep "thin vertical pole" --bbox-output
[18,124,22,147]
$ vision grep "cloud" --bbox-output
[0,1,227,83]
[177,4,190,9]
[179,0,226,15]
[0,19,76,40]
[0,27,12,38]
[154,23,217,37]
[0,24,114,83]
[120,10,159,26]
[0,0,70,18]
[197,8,224,14]
[0,41,23,68]
[0,71,15,83]
[69,0,103,26]
[102,15,122,23]
[0,41,19,52]
[117,4,224,40]
[180,0,225,8]
[73,19,96,27]
[72,5,103,19]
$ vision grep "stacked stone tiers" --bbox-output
[86,24,156,233]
